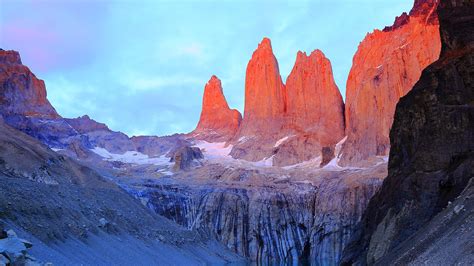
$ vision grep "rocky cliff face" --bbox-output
[341,0,474,264]
[124,163,385,264]
[191,75,242,141]
[340,0,441,165]
[0,49,59,119]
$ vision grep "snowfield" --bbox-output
[193,141,276,169]
[91,147,172,166]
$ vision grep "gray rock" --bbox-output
[0,254,9,265]
[99,218,109,227]
[170,146,203,171]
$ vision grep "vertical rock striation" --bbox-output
[342,0,474,264]
[191,75,242,142]
[340,0,441,165]
[131,166,384,264]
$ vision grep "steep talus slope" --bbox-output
[0,118,243,264]
[190,75,242,142]
[340,0,441,165]
[341,0,474,264]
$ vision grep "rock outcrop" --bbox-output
[340,0,441,165]
[341,0,474,264]
[170,146,203,171]
[0,229,40,265]
[191,75,242,141]
[0,49,59,119]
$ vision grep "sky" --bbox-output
[0,0,413,137]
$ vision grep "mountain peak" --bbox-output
[258,37,272,50]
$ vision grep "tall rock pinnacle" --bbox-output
[192,75,242,141]
[340,0,441,165]
[229,38,288,162]
[285,50,344,143]
[0,49,59,118]
[271,50,345,166]
[238,37,286,136]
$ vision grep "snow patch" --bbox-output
[91,147,172,166]
[335,136,347,161]
[274,135,294,148]
[322,136,348,170]
[378,155,389,163]
[193,141,233,159]
[193,140,276,169]
[282,156,322,170]
[157,169,174,176]
[237,136,251,143]
[51,148,63,152]
[253,155,274,167]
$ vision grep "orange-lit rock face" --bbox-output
[230,40,346,166]
[340,0,441,165]
[192,75,242,141]
[285,50,345,145]
[0,49,59,118]
[238,37,286,136]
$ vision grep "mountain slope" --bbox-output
[0,117,243,264]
